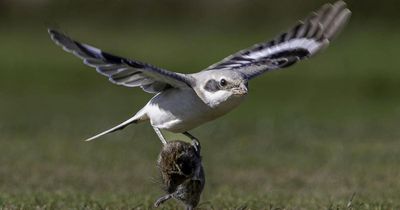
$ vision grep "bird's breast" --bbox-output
[145,88,244,132]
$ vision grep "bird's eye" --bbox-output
[220,79,227,86]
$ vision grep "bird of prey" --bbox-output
[49,1,351,145]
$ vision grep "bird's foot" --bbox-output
[191,139,200,154]
[182,132,201,153]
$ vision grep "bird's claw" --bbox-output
[191,139,201,154]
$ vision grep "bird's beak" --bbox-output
[232,84,248,96]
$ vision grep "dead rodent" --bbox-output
[154,140,205,210]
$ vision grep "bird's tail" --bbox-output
[85,109,147,141]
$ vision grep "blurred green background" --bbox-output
[1,0,400,209]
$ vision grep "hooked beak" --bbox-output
[232,84,248,96]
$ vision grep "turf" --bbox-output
[1,22,400,209]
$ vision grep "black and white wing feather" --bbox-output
[204,1,351,79]
[49,29,194,93]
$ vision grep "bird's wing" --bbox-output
[49,29,194,93]
[203,1,351,79]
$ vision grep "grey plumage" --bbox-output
[204,1,351,79]
[48,1,351,143]
[48,29,194,93]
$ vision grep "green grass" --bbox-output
[1,21,400,209]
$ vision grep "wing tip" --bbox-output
[333,0,347,8]
[47,28,72,50]
[48,28,64,41]
[325,7,352,41]
[47,28,57,35]
[48,28,58,41]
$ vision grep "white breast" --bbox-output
[144,88,244,133]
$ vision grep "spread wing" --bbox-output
[48,29,194,93]
[203,1,351,79]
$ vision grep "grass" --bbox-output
[1,20,400,209]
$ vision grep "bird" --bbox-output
[48,1,351,145]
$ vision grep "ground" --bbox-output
[0,23,400,209]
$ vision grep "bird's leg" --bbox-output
[154,194,172,208]
[153,127,167,145]
[183,131,200,153]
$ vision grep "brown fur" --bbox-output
[155,140,205,210]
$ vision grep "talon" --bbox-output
[191,139,201,153]
[182,132,201,153]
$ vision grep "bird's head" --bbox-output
[193,70,248,108]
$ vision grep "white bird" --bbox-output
[49,1,351,145]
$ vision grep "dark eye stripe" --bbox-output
[204,79,220,92]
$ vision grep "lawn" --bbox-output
[0,21,400,209]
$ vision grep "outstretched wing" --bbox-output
[203,1,351,79]
[49,29,194,93]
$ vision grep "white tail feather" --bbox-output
[85,116,138,141]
